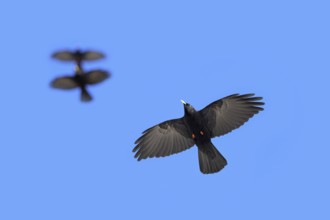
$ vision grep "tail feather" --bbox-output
[198,142,227,174]
[81,87,92,102]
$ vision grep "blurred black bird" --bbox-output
[51,65,110,102]
[133,94,264,174]
[52,49,105,67]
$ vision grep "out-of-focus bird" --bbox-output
[51,65,110,102]
[133,94,264,174]
[52,49,105,67]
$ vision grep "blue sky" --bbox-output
[1,0,329,219]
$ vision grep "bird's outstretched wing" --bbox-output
[82,51,105,61]
[83,70,110,85]
[199,94,264,138]
[52,51,76,61]
[133,119,195,161]
[51,76,78,89]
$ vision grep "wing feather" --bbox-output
[52,51,75,61]
[83,51,105,60]
[199,94,264,137]
[133,118,195,160]
[83,70,110,85]
[51,76,78,89]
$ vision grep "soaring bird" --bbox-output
[51,66,110,102]
[133,94,264,174]
[52,49,105,67]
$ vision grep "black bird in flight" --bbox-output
[51,65,110,102]
[133,94,264,174]
[52,49,105,68]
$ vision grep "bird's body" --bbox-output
[182,109,212,149]
[183,110,209,140]
[72,73,93,101]
[133,94,264,174]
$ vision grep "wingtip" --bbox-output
[239,93,255,98]
[105,71,111,79]
[132,145,139,152]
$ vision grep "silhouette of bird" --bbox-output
[133,94,264,174]
[51,65,110,102]
[52,49,105,67]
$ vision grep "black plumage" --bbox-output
[52,49,104,66]
[133,94,264,174]
[51,66,110,102]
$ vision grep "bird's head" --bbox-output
[181,100,196,115]
[75,65,83,75]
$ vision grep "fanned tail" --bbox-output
[197,142,227,174]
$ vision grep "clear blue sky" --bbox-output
[1,0,329,219]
